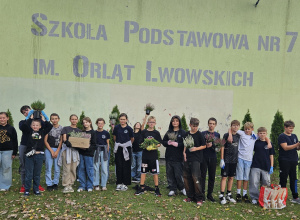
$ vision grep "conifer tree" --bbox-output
[181,114,189,131]
[109,105,120,165]
[77,111,85,130]
[241,109,253,131]
[7,109,14,127]
[270,110,284,168]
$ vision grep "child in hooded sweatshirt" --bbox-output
[163,115,186,196]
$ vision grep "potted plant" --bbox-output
[109,112,118,125]
[31,100,46,119]
[144,103,155,115]
[183,134,194,152]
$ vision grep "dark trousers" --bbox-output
[279,160,298,199]
[115,147,132,185]
[183,161,204,201]
[25,154,44,192]
[200,157,217,195]
[166,160,184,192]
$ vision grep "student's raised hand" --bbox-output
[269,166,273,174]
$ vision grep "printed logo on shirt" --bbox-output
[152,169,157,172]
[102,135,106,139]
[124,130,128,134]
[294,138,297,144]
[0,130,10,143]
[32,132,41,140]
[178,135,181,137]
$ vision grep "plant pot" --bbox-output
[33,110,41,119]
[145,109,151,115]
[110,119,116,125]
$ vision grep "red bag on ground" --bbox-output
[259,184,288,209]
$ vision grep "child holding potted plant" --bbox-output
[58,114,81,193]
[0,112,18,191]
[162,115,186,196]
[113,113,134,191]
[183,117,206,206]
[22,110,53,196]
[77,117,96,192]
[135,116,163,197]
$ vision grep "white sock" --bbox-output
[237,189,241,195]
[243,190,247,196]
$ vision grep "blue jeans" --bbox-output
[93,151,108,187]
[25,154,44,192]
[78,154,94,190]
[236,157,252,181]
[131,151,142,179]
[45,148,61,186]
[18,145,27,185]
[0,150,13,190]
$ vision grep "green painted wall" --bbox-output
[1,0,300,154]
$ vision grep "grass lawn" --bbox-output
[0,159,299,219]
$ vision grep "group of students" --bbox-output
[0,106,299,207]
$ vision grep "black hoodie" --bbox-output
[162,115,186,162]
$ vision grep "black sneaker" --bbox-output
[155,188,162,197]
[242,194,250,203]
[207,194,216,202]
[52,184,58,190]
[144,185,155,192]
[23,192,30,197]
[134,187,145,196]
[236,194,242,203]
[47,185,53,191]
[34,191,41,196]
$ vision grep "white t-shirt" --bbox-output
[237,130,257,162]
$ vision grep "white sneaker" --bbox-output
[63,186,72,193]
[120,184,128,191]
[181,189,187,196]
[77,188,84,192]
[0,189,7,192]
[168,190,175,196]
[226,193,236,203]
[87,188,93,192]
[252,199,258,205]
[219,194,227,205]
[116,184,122,191]
[94,186,100,191]
[102,187,107,191]
[291,198,300,204]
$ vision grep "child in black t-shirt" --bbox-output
[183,117,206,206]
[249,127,274,205]
[93,118,110,191]
[135,116,162,197]
[219,120,240,205]
[162,115,186,196]
[131,115,147,183]
[22,110,52,196]
[113,113,134,191]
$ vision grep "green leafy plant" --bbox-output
[140,138,160,151]
[270,110,284,168]
[31,100,45,111]
[109,112,118,120]
[77,111,85,130]
[241,109,253,131]
[181,113,189,131]
[6,109,14,127]
[69,131,91,139]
